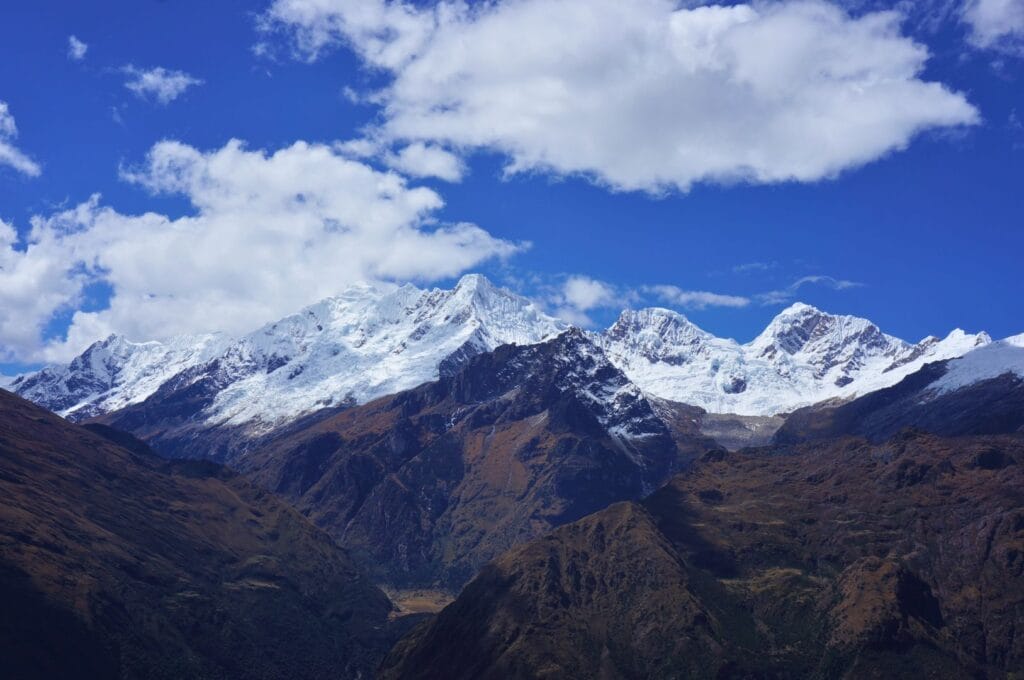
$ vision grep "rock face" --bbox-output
[0,389,400,680]
[597,304,990,416]
[775,334,1024,444]
[240,329,712,590]
[381,431,1024,679]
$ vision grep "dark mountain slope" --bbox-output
[0,389,400,680]
[241,330,714,590]
[382,432,1024,679]
[776,360,1024,444]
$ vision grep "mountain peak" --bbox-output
[449,273,517,313]
[761,302,837,334]
[28,276,563,443]
[777,301,824,317]
[752,303,882,357]
[454,272,495,293]
[607,307,708,340]
[618,306,693,324]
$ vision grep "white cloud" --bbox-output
[544,275,629,326]
[123,65,204,105]
[962,0,1024,51]
[335,137,465,181]
[645,284,751,310]
[0,139,522,362]
[386,142,464,181]
[262,0,979,192]
[756,275,862,305]
[67,35,88,61]
[0,102,41,177]
[563,276,619,310]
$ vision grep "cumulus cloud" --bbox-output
[962,0,1024,52]
[262,0,979,192]
[0,102,40,177]
[535,275,636,326]
[336,137,465,181]
[386,142,464,181]
[645,285,751,310]
[123,65,204,104]
[562,275,619,309]
[755,275,862,305]
[67,35,88,61]
[544,275,750,325]
[545,275,623,326]
[0,139,522,362]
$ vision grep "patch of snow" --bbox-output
[927,333,1024,395]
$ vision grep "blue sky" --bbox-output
[0,0,1021,374]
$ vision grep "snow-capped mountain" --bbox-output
[13,275,995,428]
[15,274,565,431]
[597,303,990,416]
[9,333,230,419]
[185,273,564,431]
[238,327,696,587]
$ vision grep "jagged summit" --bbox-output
[750,303,889,356]
[599,301,991,416]
[16,276,565,431]
[13,275,996,424]
[607,307,711,340]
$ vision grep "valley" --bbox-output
[3,276,1023,678]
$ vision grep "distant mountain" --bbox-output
[14,276,992,446]
[775,333,1024,443]
[9,332,229,420]
[0,389,403,679]
[16,275,563,429]
[382,431,1024,679]
[22,276,562,461]
[598,304,989,416]
[238,329,712,590]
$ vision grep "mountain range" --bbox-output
[4,274,1024,679]
[10,275,994,441]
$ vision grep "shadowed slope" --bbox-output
[242,330,714,590]
[383,432,1024,679]
[0,389,399,679]
[775,358,1024,444]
